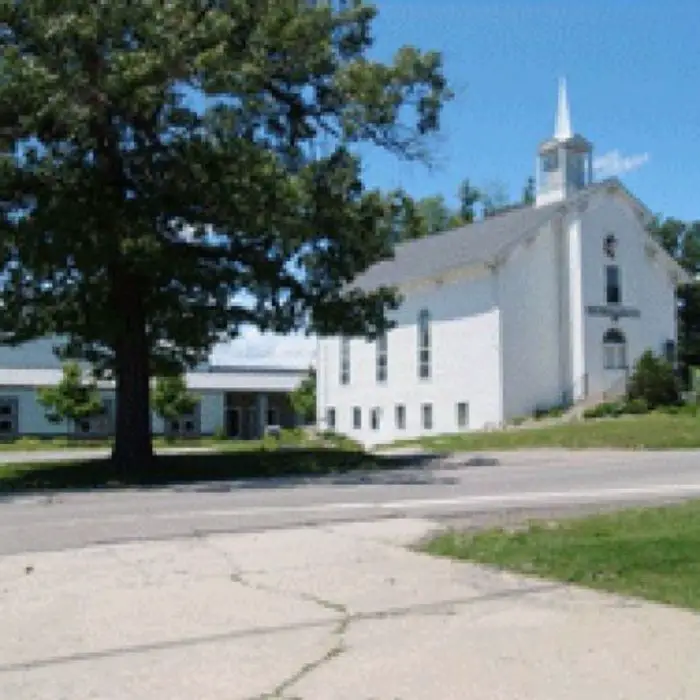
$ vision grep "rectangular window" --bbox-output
[395,404,406,430]
[606,265,621,305]
[663,340,676,366]
[0,397,18,437]
[352,406,362,429]
[165,405,200,438]
[267,408,279,427]
[340,337,351,385]
[421,403,433,430]
[417,309,431,379]
[370,407,381,431]
[326,407,336,431]
[376,334,388,383]
[456,402,469,429]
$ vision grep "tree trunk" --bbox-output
[111,281,154,475]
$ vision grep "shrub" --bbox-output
[212,426,228,441]
[626,350,681,409]
[622,398,649,415]
[533,404,566,420]
[583,402,623,419]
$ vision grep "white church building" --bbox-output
[316,81,690,447]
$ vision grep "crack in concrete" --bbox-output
[256,617,349,700]
[0,619,338,674]
[0,579,560,675]
[243,583,564,699]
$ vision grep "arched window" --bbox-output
[417,309,431,379]
[339,337,350,385]
[376,334,388,383]
[603,328,627,370]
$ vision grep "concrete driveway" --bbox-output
[2,517,699,699]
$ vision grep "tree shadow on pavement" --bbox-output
[0,449,462,498]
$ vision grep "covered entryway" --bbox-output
[224,391,296,439]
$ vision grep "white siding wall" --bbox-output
[318,270,502,447]
[499,221,563,420]
[580,194,678,398]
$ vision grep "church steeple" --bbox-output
[554,77,572,140]
[536,79,593,207]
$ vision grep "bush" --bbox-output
[583,401,624,420]
[626,350,681,409]
[533,404,566,420]
[622,398,649,415]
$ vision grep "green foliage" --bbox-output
[415,195,452,236]
[152,376,199,422]
[37,362,104,427]
[622,397,649,415]
[457,179,481,224]
[626,350,681,409]
[522,176,536,205]
[533,404,566,420]
[649,217,700,385]
[393,176,515,241]
[583,401,624,420]
[290,368,316,424]
[0,1,451,464]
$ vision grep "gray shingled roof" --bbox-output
[352,198,566,291]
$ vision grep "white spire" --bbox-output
[554,77,572,140]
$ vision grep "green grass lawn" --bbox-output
[0,427,360,453]
[425,501,700,611]
[392,413,700,452]
[0,435,245,452]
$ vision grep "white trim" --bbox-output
[0,367,304,392]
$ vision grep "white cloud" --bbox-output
[210,328,316,369]
[593,149,650,178]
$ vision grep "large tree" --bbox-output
[0,1,450,469]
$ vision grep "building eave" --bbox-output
[0,367,307,393]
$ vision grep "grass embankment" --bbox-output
[426,501,700,611]
[394,413,700,452]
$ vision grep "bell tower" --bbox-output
[536,79,594,207]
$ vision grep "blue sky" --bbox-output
[361,0,700,220]
[217,0,700,366]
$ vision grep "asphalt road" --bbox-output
[2,448,700,556]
